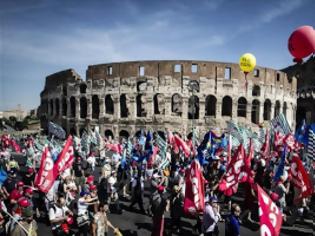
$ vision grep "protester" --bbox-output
[10,207,38,236]
[225,203,241,236]
[202,195,221,236]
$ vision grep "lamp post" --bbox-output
[188,80,199,148]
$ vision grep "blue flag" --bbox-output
[295,119,307,144]
[273,146,286,182]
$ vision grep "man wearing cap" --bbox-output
[10,207,38,236]
[202,196,221,236]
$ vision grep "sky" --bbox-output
[0,0,314,111]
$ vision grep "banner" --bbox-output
[290,155,314,199]
[54,136,74,174]
[257,185,282,236]
[184,159,205,215]
[48,121,66,139]
[174,135,191,158]
[218,144,247,196]
[34,147,56,193]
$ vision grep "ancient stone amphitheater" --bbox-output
[39,60,297,139]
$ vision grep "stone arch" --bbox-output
[105,95,114,115]
[237,97,247,117]
[252,85,260,96]
[92,95,100,119]
[154,94,165,115]
[283,102,287,118]
[70,97,75,118]
[55,99,60,117]
[274,100,280,118]
[62,98,67,116]
[50,99,54,116]
[136,94,146,117]
[188,95,199,119]
[171,93,182,116]
[251,99,260,124]
[80,97,87,118]
[120,94,128,118]
[80,83,87,94]
[263,99,272,120]
[119,130,130,138]
[104,130,114,139]
[205,95,216,116]
[222,96,232,117]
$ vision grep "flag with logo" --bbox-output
[270,113,291,135]
[54,136,74,174]
[48,121,66,139]
[257,184,282,236]
[184,159,205,215]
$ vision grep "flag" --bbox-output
[270,113,291,135]
[295,119,307,144]
[156,134,167,159]
[34,147,56,193]
[81,131,91,155]
[273,146,286,182]
[48,121,66,139]
[174,135,191,158]
[257,185,282,236]
[218,144,247,196]
[54,136,74,174]
[290,155,314,199]
[260,130,270,160]
[11,139,21,153]
[184,159,205,215]
[307,128,315,160]
[106,143,123,154]
[0,168,7,185]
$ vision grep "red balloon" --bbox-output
[288,25,315,62]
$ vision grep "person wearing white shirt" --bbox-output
[202,196,221,236]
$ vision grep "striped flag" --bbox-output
[307,128,315,160]
[270,113,291,135]
[48,121,66,139]
[156,134,167,159]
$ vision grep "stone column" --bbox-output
[164,97,172,117]
[270,104,275,120]
[59,99,63,118]
[87,97,92,120]
[216,100,222,119]
[66,98,71,118]
[246,103,251,123]
[232,101,237,119]
[182,97,188,120]
[98,96,104,119]
[259,102,264,124]
[48,99,52,119]
[129,95,136,119]
[75,97,80,120]
[146,94,153,118]
[113,95,120,119]
[199,97,205,120]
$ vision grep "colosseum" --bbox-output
[39,60,297,139]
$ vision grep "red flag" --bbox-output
[241,139,254,183]
[11,139,21,153]
[54,136,74,174]
[34,147,56,193]
[260,130,270,160]
[184,159,205,215]
[218,144,247,196]
[105,143,122,154]
[174,135,191,158]
[290,155,314,199]
[274,132,284,149]
[257,184,282,236]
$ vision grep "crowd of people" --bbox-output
[0,126,314,236]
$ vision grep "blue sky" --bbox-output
[0,0,314,111]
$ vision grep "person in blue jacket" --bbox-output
[225,203,241,236]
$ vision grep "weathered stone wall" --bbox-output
[40,60,297,138]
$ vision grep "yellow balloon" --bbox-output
[239,53,256,73]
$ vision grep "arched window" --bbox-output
[120,94,128,118]
[283,102,287,118]
[252,85,260,96]
[50,100,54,116]
[55,99,60,117]
[105,95,114,115]
[70,97,75,118]
[251,100,260,124]
[188,95,199,119]
[171,93,182,116]
[119,130,129,138]
[205,95,216,116]
[80,84,87,94]
[222,96,232,116]
[92,95,99,119]
[62,98,67,116]
[105,130,114,139]
[274,100,280,118]
[237,97,247,117]
[80,97,87,118]
[154,94,164,115]
[263,99,272,120]
[136,94,146,117]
